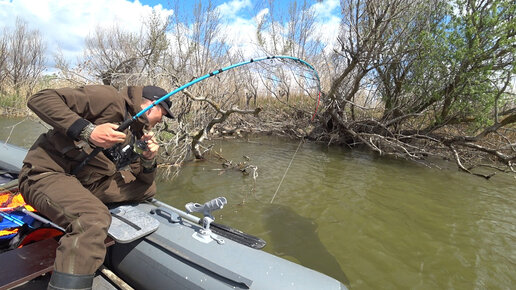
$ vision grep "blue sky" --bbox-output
[138,0,291,19]
[0,0,340,68]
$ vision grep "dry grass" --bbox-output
[0,77,85,116]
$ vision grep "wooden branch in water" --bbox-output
[320,104,515,179]
[179,88,262,159]
[449,145,495,179]
[461,142,515,163]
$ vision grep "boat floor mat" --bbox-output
[108,205,159,243]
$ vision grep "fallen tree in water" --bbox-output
[215,101,515,179]
[316,109,515,179]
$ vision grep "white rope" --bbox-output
[270,139,303,204]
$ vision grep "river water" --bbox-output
[1,117,515,289]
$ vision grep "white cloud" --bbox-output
[312,0,339,19]
[0,0,173,69]
[212,1,261,58]
[216,0,252,19]
[217,8,271,58]
[311,0,340,52]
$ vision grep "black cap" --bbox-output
[142,86,174,119]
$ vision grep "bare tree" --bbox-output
[256,0,321,57]
[147,1,265,173]
[0,29,8,90]
[253,0,323,119]
[3,17,46,97]
[83,10,170,88]
[53,49,95,86]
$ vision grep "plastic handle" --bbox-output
[117,118,134,132]
[185,197,227,217]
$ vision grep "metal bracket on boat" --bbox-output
[185,197,227,245]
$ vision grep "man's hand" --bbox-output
[140,132,159,160]
[89,123,126,148]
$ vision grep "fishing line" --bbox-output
[270,138,304,204]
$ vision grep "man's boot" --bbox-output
[47,271,94,290]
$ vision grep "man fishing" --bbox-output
[18,85,174,289]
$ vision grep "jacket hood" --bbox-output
[119,86,144,117]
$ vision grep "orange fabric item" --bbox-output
[0,192,35,212]
[1,191,37,238]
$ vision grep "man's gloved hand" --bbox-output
[89,123,127,148]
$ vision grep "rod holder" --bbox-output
[185,197,227,231]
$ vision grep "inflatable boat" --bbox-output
[0,142,347,289]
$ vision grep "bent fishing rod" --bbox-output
[72,55,321,175]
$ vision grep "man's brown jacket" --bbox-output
[22,85,156,187]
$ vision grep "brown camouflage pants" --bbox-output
[18,167,155,275]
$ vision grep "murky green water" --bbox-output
[2,117,515,289]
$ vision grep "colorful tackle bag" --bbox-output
[0,190,38,249]
[1,173,63,251]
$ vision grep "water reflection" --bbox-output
[263,204,350,286]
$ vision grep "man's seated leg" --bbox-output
[19,170,111,289]
[93,171,156,204]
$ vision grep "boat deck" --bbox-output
[0,238,117,290]
[10,272,118,290]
